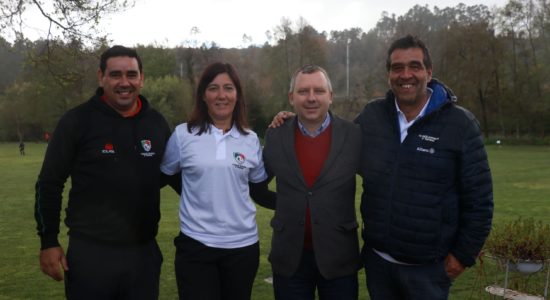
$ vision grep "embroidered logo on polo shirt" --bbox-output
[101,143,115,154]
[232,152,246,169]
[234,152,245,164]
[140,139,155,157]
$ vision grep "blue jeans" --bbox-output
[273,250,358,300]
[364,247,452,300]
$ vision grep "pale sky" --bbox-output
[20,0,509,48]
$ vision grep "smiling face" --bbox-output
[204,72,237,128]
[98,56,144,115]
[289,71,332,131]
[388,47,432,108]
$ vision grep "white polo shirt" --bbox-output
[160,123,268,249]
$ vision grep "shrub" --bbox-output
[484,218,550,263]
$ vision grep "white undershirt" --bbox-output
[160,123,267,249]
[395,89,432,143]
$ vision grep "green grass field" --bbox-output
[1,143,549,299]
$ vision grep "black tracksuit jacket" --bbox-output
[35,89,172,249]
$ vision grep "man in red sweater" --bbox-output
[263,65,361,300]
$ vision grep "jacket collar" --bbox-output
[93,87,150,118]
[385,78,456,116]
[424,78,457,115]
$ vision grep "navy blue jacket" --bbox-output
[354,79,493,267]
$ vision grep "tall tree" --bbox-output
[142,75,192,128]
[0,0,134,42]
[0,37,24,93]
[136,45,178,79]
[0,39,97,140]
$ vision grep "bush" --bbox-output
[484,218,550,263]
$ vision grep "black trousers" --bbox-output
[174,232,260,300]
[64,236,162,300]
[273,250,358,300]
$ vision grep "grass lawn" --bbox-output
[0,143,549,299]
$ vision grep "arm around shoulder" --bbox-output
[249,177,276,210]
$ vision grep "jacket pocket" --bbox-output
[337,220,359,232]
[270,218,285,232]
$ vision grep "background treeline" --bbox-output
[1,1,549,142]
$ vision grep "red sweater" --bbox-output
[294,124,332,250]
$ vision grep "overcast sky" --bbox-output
[20,0,509,48]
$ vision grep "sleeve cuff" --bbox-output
[451,249,476,267]
[40,236,60,250]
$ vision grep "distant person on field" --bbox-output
[34,45,179,300]
[19,141,25,155]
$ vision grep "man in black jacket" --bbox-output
[354,35,493,299]
[35,46,177,300]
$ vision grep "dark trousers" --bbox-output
[273,250,358,300]
[174,232,259,300]
[64,236,162,300]
[364,247,452,300]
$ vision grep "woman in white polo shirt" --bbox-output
[160,62,275,300]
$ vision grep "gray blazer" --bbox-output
[263,113,361,279]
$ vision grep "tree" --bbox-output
[295,17,327,68]
[136,45,177,79]
[0,37,24,93]
[0,38,98,141]
[0,82,32,141]
[434,5,497,137]
[0,0,134,42]
[142,75,192,128]
[1,1,549,142]
[0,1,136,141]
[273,17,294,80]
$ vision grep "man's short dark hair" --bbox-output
[386,35,432,71]
[99,45,142,73]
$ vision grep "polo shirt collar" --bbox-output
[209,123,240,139]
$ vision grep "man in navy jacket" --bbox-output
[354,35,493,299]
